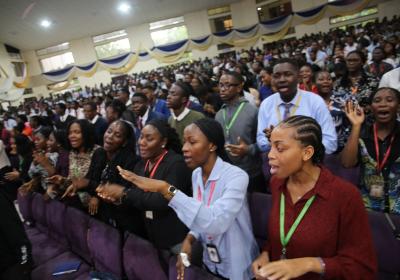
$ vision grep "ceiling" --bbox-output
[0,0,240,51]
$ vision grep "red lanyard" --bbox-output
[144,150,168,178]
[197,181,217,207]
[373,123,395,173]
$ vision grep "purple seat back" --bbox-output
[17,191,33,222]
[249,192,272,249]
[168,256,220,280]
[45,199,68,247]
[31,193,48,234]
[122,233,167,280]
[88,218,123,278]
[323,154,360,186]
[368,211,400,276]
[64,206,91,264]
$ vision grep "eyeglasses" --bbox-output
[218,83,240,89]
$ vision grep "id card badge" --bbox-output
[145,211,154,220]
[206,244,221,264]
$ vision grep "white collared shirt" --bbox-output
[171,107,190,122]
[140,108,150,127]
[90,115,99,124]
[59,114,68,122]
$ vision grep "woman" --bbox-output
[20,127,57,194]
[315,70,347,151]
[77,120,143,235]
[5,134,33,185]
[45,130,69,199]
[298,64,318,94]
[97,120,192,258]
[341,87,400,214]
[116,118,258,280]
[252,115,377,280]
[51,120,97,210]
[383,42,399,68]
[332,50,380,150]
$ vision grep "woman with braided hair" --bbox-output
[252,115,376,280]
[109,118,258,280]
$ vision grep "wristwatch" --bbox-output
[166,185,178,199]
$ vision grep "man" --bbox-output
[215,71,265,193]
[83,101,108,145]
[131,93,166,131]
[306,41,327,68]
[69,101,85,119]
[117,88,136,124]
[257,58,337,154]
[3,113,17,131]
[54,102,75,131]
[367,47,393,78]
[167,82,204,143]
[142,83,170,117]
[0,187,32,280]
[105,99,126,124]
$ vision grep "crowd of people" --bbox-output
[1,15,400,280]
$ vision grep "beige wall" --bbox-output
[16,0,398,101]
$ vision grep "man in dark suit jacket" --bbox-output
[131,92,166,131]
[83,101,108,145]
[54,102,75,131]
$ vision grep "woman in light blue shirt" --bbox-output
[117,118,259,280]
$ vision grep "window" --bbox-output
[210,15,233,33]
[257,0,292,22]
[93,30,131,59]
[151,26,188,46]
[150,16,184,30]
[40,52,74,73]
[329,7,378,25]
[36,42,70,56]
[93,30,128,44]
[11,62,25,77]
[94,38,131,59]
[207,6,231,17]
[150,17,188,46]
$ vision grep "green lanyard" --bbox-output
[222,102,245,136]
[280,192,316,259]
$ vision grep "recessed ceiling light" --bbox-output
[40,19,52,28]
[257,7,262,11]
[117,3,131,13]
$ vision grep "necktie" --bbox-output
[282,103,292,121]
[137,117,143,130]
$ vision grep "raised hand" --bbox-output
[117,166,169,194]
[344,100,365,127]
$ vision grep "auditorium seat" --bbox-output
[87,218,123,279]
[123,232,167,280]
[368,211,400,280]
[17,190,33,222]
[323,154,360,186]
[248,192,272,249]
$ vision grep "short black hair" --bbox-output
[369,87,400,103]
[174,81,191,99]
[223,71,244,84]
[106,99,126,118]
[84,101,97,111]
[56,103,66,111]
[346,50,367,64]
[132,92,148,102]
[273,58,299,72]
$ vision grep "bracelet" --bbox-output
[318,257,326,277]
